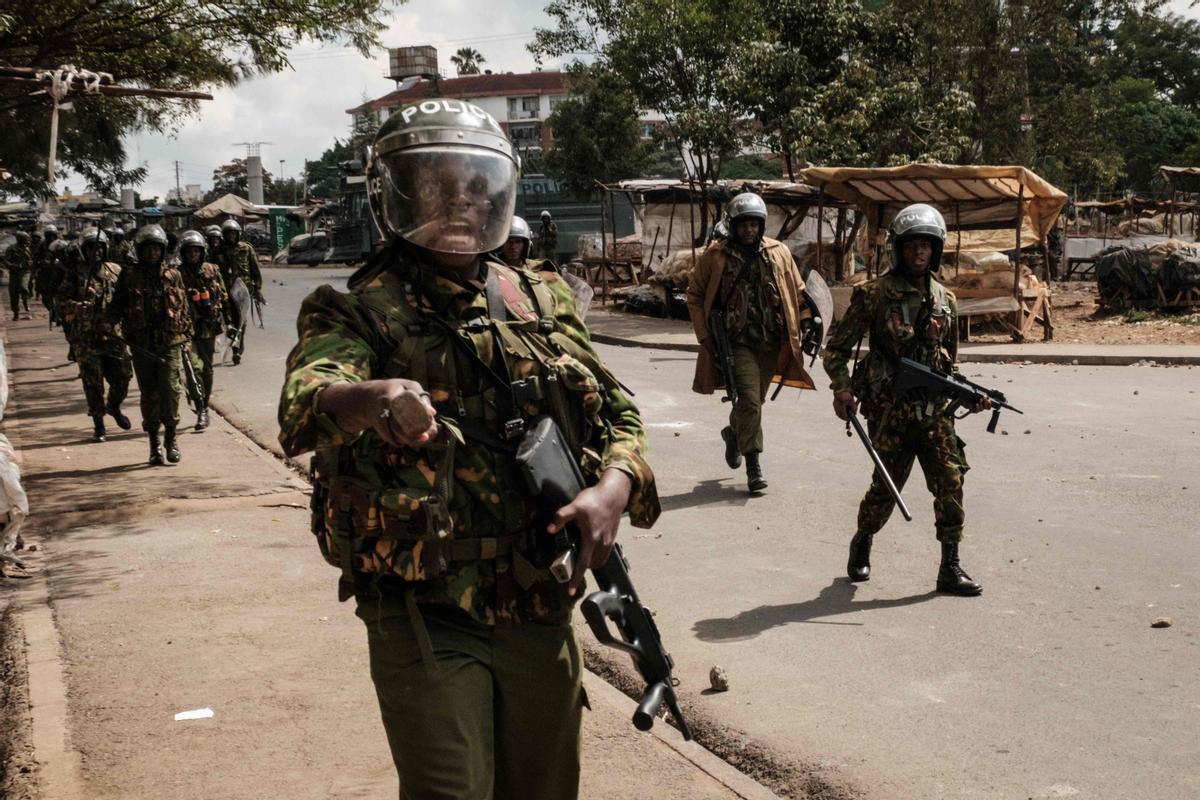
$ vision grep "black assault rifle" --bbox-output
[516,415,693,741]
[709,309,738,404]
[894,358,1023,434]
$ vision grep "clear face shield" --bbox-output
[374,146,518,255]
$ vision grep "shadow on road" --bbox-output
[692,578,940,642]
[658,478,750,512]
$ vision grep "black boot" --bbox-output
[721,426,742,469]
[163,426,181,464]
[847,532,873,582]
[745,453,767,494]
[936,542,982,596]
[91,415,107,443]
[107,401,132,430]
[148,431,165,466]
[195,407,209,431]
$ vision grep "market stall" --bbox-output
[799,164,1067,341]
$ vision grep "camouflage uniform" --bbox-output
[279,252,659,799]
[823,270,969,543]
[180,260,228,401]
[6,241,33,317]
[217,239,261,359]
[56,261,132,419]
[34,237,61,306]
[537,220,559,260]
[110,261,192,432]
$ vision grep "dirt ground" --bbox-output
[968,281,1200,345]
[0,605,37,800]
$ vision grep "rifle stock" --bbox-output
[709,310,738,404]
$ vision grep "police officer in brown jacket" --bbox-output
[686,193,813,493]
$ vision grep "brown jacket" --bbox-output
[685,236,814,395]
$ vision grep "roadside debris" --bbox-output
[709,665,729,692]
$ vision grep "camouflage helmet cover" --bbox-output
[367,99,520,254]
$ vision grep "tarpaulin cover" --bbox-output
[1095,248,1156,306]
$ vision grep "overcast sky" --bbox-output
[107,0,561,202]
[72,0,1200,201]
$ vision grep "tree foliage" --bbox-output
[204,158,272,203]
[543,65,653,195]
[449,47,486,76]
[533,0,1200,197]
[0,0,401,199]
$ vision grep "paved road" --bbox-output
[213,267,1200,799]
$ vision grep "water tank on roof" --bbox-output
[388,46,438,83]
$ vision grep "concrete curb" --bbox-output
[582,673,784,800]
[590,331,1200,366]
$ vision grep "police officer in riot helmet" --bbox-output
[824,203,989,596]
[498,215,534,268]
[279,100,660,800]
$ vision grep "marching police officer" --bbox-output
[110,225,192,465]
[57,229,133,442]
[7,230,33,320]
[216,218,263,365]
[177,230,229,430]
[686,193,814,494]
[823,203,987,596]
[537,209,558,260]
[278,101,659,800]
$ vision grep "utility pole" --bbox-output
[0,65,212,197]
[174,160,182,204]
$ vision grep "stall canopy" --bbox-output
[614,179,854,268]
[193,193,267,221]
[800,164,1067,247]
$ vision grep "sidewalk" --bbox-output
[586,306,1200,365]
[0,310,774,800]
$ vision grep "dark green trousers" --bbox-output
[728,341,779,455]
[355,596,584,800]
[77,350,132,417]
[189,336,216,401]
[9,272,30,314]
[130,344,183,432]
[857,413,970,543]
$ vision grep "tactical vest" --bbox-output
[852,276,955,409]
[312,261,616,598]
[120,264,191,341]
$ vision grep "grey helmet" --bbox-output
[205,224,222,239]
[133,224,169,263]
[726,192,768,223]
[111,226,126,242]
[221,218,242,244]
[508,215,532,244]
[711,217,729,241]
[42,224,59,238]
[49,239,68,255]
[367,99,520,254]
[889,203,946,271]
[540,210,551,221]
[79,227,109,262]
[14,230,30,244]
[178,229,207,262]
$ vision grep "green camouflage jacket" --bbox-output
[109,261,192,350]
[823,269,958,418]
[5,243,32,276]
[57,262,125,355]
[181,261,229,339]
[218,241,262,295]
[278,251,660,625]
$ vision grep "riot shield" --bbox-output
[801,268,834,360]
[563,272,595,320]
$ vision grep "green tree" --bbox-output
[305,139,355,201]
[449,47,486,76]
[204,159,273,203]
[0,0,402,199]
[533,0,762,236]
[543,66,653,195]
[720,154,783,180]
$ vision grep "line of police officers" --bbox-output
[270,99,992,800]
[3,216,266,465]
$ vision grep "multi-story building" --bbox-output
[348,70,574,153]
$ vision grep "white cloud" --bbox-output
[108,0,564,201]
